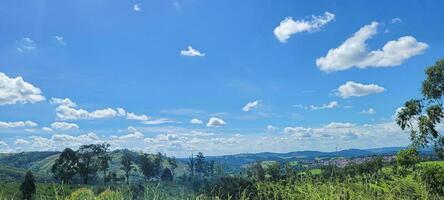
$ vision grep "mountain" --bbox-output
[0,146,413,181]
[176,147,408,171]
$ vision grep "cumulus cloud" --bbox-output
[274,12,335,43]
[52,97,146,121]
[111,126,144,140]
[308,101,339,110]
[207,117,226,127]
[50,97,76,107]
[126,112,149,121]
[15,139,29,145]
[0,121,37,128]
[360,108,376,115]
[16,37,36,52]
[52,132,99,143]
[190,118,203,124]
[50,122,79,130]
[133,3,142,11]
[180,46,205,57]
[316,22,428,72]
[337,81,385,98]
[242,100,261,112]
[0,73,45,105]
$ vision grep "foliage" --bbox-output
[65,188,95,200]
[397,148,420,169]
[52,148,78,184]
[139,153,155,180]
[396,59,444,156]
[161,168,173,182]
[120,151,134,184]
[95,189,124,200]
[203,176,257,200]
[419,163,444,196]
[20,171,36,200]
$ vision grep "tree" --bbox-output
[247,161,265,181]
[397,148,420,169]
[195,152,206,177]
[161,168,173,181]
[121,152,134,184]
[266,162,281,181]
[77,144,104,184]
[188,154,195,177]
[206,160,215,177]
[20,171,36,200]
[140,153,155,180]
[96,143,111,184]
[167,157,178,175]
[153,152,163,178]
[396,59,444,157]
[51,148,78,184]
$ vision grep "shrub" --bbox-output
[204,176,257,199]
[420,164,444,196]
[65,188,95,200]
[96,189,124,200]
[20,171,36,200]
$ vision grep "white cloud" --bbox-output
[0,121,37,128]
[52,132,99,143]
[55,36,66,45]
[337,81,385,98]
[180,46,205,57]
[316,22,428,72]
[15,139,29,145]
[142,118,175,125]
[52,98,152,122]
[308,101,339,110]
[324,122,356,129]
[126,112,149,121]
[16,37,36,52]
[190,118,203,124]
[242,100,261,112]
[133,3,142,11]
[207,117,226,127]
[266,125,278,131]
[111,126,144,140]
[391,18,402,24]
[0,73,45,105]
[50,97,76,107]
[50,122,79,130]
[89,108,118,119]
[0,141,7,146]
[42,127,53,132]
[274,12,335,43]
[360,108,376,115]
[117,108,126,116]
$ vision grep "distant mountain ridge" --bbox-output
[174,147,406,170]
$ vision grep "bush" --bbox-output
[96,189,124,200]
[65,188,95,200]
[420,164,444,196]
[204,176,257,199]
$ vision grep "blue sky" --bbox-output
[0,0,443,157]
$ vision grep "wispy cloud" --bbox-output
[274,12,335,43]
[180,46,205,57]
